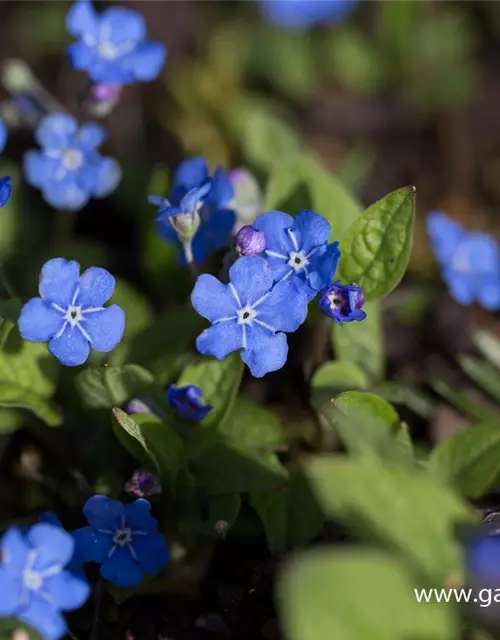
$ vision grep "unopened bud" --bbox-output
[236,225,265,257]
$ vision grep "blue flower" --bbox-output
[0,118,7,153]
[258,0,357,30]
[167,384,212,422]
[191,256,308,377]
[18,258,125,367]
[37,514,86,582]
[466,532,500,588]
[66,0,166,85]
[0,176,12,207]
[427,212,500,310]
[23,113,121,211]
[254,209,340,302]
[152,157,235,264]
[73,495,170,587]
[319,281,366,326]
[0,524,89,640]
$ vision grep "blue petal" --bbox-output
[190,227,210,264]
[72,526,111,564]
[100,7,145,47]
[260,0,356,29]
[174,157,209,191]
[427,211,466,265]
[460,233,500,275]
[133,533,170,574]
[28,523,74,571]
[67,41,99,72]
[257,279,308,333]
[23,151,60,189]
[307,241,341,292]
[191,274,238,322]
[0,118,7,153]
[0,176,12,207]
[196,322,242,361]
[467,534,500,586]
[35,114,78,150]
[478,280,500,311]
[83,495,123,530]
[443,267,475,306]
[100,546,143,587]
[204,207,236,251]
[229,256,274,307]
[39,258,80,307]
[48,325,90,366]
[124,499,157,533]
[88,157,122,198]
[82,305,125,352]
[18,298,64,343]
[148,195,169,208]
[77,267,115,307]
[75,123,106,151]
[294,209,331,254]
[18,597,67,640]
[1,528,29,573]
[38,513,63,527]
[241,326,288,378]
[121,42,166,82]
[43,178,90,212]
[254,210,295,255]
[44,570,90,611]
[66,0,99,38]
[206,167,234,208]
[180,180,212,213]
[0,567,22,615]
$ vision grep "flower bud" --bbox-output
[319,281,366,326]
[124,469,162,498]
[235,225,266,257]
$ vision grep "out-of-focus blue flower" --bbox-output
[23,113,121,211]
[427,212,500,310]
[191,256,308,377]
[152,157,235,264]
[0,118,7,153]
[254,209,340,302]
[0,176,12,207]
[124,469,162,498]
[236,225,266,257]
[229,168,263,230]
[167,384,212,422]
[466,532,500,588]
[73,495,170,587]
[37,513,86,581]
[258,0,357,30]
[0,524,90,640]
[319,281,366,326]
[66,0,166,85]
[18,258,125,367]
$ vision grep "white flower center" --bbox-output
[112,527,133,547]
[62,149,84,171]
[328,294,344,310]
[288,251,309,272]
[237,306,257,325]
[65,305,82,327]
[23,569,43,591]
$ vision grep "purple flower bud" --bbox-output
[91,83,122,103]
[124,469,162,498]
[319,281,366,326]
[236,225,266,257]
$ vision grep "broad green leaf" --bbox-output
[112,409,185,488]
[311,361,369,414]
[429,377,500,425]
[0,408,24,434]
[429,423,500,499]
[0,383,62,427]
[76,365,155,409]
[110,279,154,339]
[218,397,284,448]
[332,299,384,380]
[374,381,435,419]
[278,547,457,640]
[264,158,308,211]
[458,356,500,404]
[250,466,324,552]
[306,457,474,581]
[177,353,243,430]
[336,391,399,426]
[338,187,416,301]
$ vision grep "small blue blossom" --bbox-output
[319,281,366,326]
[0,117,7,153]
[152,157,235,264]
[236,225,266,257]
[23,113,121,211]
[67,0,166,85]
[167,384,212,422]
[0,176,12,207]
[427,211,500,310]
[73,495,170,587]
[0,524,90,640]
[254,209,340,302]
[258,0,357,30]
[125,469,162,498]
[18,258,125,367]
[191,256,308,377]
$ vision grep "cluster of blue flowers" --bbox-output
[0,496,169,640]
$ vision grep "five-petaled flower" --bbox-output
[152,157,235,264]
[23,113,121,211]
[254,209,341,302]
[167,384,212,422]
[0,524,89,640]
[18,258,125,367]
[66,0,166,85]
[73,495,170,587]
[259,0,357,30]
[427,211,500,310]
[319,281,366,326]
[191,256,308,377]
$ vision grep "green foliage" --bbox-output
[458,355,500,404]
[311,361,369,413]
[179,491,241,538]
[110,279,154,339]
[76,364,155,409]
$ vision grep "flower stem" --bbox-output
[182,240,198,280]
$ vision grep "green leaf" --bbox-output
[250,466,324,552]
[458,355,500,404]
[429,377,500,425]
[332,299,384,381]
[0,383,62,427]
[76,364,155,409]
[180,491,241,538]
[110,279,154,339]
[306,457,474,581]
[177,354,243,430]
[338,187,416,301]
[0,617,43,640]
[429,423,500,499]
[278,547,458,640]
[311,361,369,414]
[112,409,185,488]
[217,397,284,448]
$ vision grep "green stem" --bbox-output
[182,240,198,280]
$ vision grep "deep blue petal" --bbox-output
[0,567,22,615]
[72,526,111,564]
[191,274,238,322]
[307,241,341,293]
[18,298,64,343]
[100,6,146,47]
[0,176,12,207]
[19,598,67,640]
[229,256,274,307]
[294,209,331,254]
[124,499,157,533]
[196,322,242,361]
[204,207,236,251]
[0,118,7,153]
[174,157,209,191]
[82,305,125,352]
[241,326,288,378]
[1,528,29,574]
[28,523,74,571]
[83,495,123,530]
[100,546,143,587]
[206,167,234,208]
[48,325,91,366]
[120,42,166,82]
[254,210,295,256]
[133,533,170,575]
[167,385,212,422]
[39,258,80,307]
[44,570,90,611]
[467,534,500,586]
[77,267,116,308]
[66,0,99,38]
[35,114,78,151]
[257,279,308,333]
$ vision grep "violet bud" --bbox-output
[235,225,266,257]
